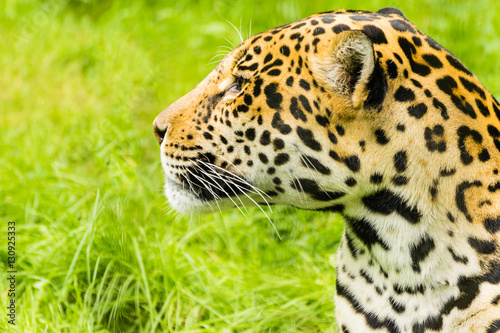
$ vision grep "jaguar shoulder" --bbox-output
[154,7,500,333]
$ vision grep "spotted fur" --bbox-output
[154,7,500,332]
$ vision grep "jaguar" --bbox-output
[153,7,500,332]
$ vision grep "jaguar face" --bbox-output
[154,15,391,214]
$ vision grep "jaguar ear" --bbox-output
[313,30,386,109]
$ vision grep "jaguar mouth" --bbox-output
[163,160,264,213]
[177,162,253,201]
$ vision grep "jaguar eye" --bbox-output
[228,76,247,94]
[236,76,246,89]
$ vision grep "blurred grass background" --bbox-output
[0,0,499,332]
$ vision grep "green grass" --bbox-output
[1,0,499,332]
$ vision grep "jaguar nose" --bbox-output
[153,120,167,145]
